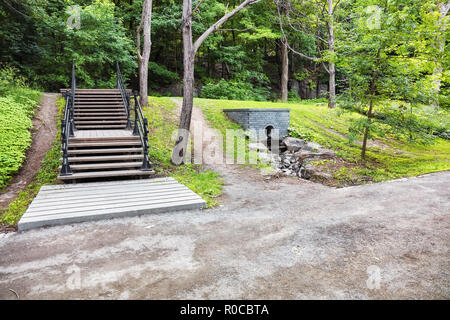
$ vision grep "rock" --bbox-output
[258,152,272,163]
[282,137,306,152]
[294,148,336,160]
[301,163,315,179]
[303,141,323,152]
[312,172,333,180]
[249,142,268,152]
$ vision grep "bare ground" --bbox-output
[0,93,58,214]
[0,100,448,299]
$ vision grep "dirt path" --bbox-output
[171,98,280,185]
[0,93,58,211]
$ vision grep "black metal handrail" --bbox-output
[132,90,152,171]
[60,60,76,176]
[116,62,132,129]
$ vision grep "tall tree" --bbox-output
[136,0,153,106]
[327,0,336,108]
[431,1,449,107]
[339,0,433,159]
[280,6,289,102]
[171,0,261,165]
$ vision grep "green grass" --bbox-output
[144,97,223,207]
[194,98,450,183]
[0,97,63,226]
[0,86,41,189]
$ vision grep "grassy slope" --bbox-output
[145,97,223,207]
[194,98,450,184]
[0,87,41,189]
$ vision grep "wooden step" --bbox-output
[63,154,144,162]
[74,104,125,111]
[69,141,141,148]
[67,148,142,155]
[75,98,123,101]
[63,162,143,171]
[75,102,124,105]
[75,89,121,93]
[75,120,128,124]
[69,136,140,143]
[74,113,127,116]
[74,109,126,112]
[74,115,127,122]
[58,169,154,180]
[76,125,127,129]
[75,93,122,95]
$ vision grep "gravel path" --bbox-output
[0,101,448,299]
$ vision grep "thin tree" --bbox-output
[171,0,261,165]
[280,6,289,102]
[327,0,336,108]
[431,1,449,107]
[275,0,341,108]
[136,0,152,107]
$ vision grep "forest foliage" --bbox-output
[0,67,41,189]
[0,0,447,104]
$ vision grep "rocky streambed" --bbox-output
[250,137,337,181]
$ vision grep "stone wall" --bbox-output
[223,109,290,138]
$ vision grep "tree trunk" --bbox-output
[362,49,380,159]
[281,37,289,102]
[431,2,449,108]
[328,0,336,108]
[171,0,194,165]
[171,0,261,165]
[137,0,152,107]
[361,99,373,159]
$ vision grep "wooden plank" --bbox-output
[18,198,205,231]
[69,141,140,148]
[28,191,198,212]
[35,182,183,198]
[61,162,141,170]
[76,125,127,129]
[25,195,203,218]
[30,185,189,204]
[67,147,142,154]
[40,177,174,191]
[64,155,144,162]
[57,169,154,180]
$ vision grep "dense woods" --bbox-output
[1,0,445,105]
[0,0,448,160]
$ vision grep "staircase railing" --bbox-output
[132,90,152,171]
[60,60,76,176]
[116,62,132,129]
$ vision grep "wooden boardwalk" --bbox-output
[18,178,206,231]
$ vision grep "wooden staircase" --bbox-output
[74,89,128,129]
[58,133,154,182]
[58,70,154,183]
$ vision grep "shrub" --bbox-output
[0,67,40,189]
[288,125,314,141]
[288,89,301,102]
[201,79,270,101]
